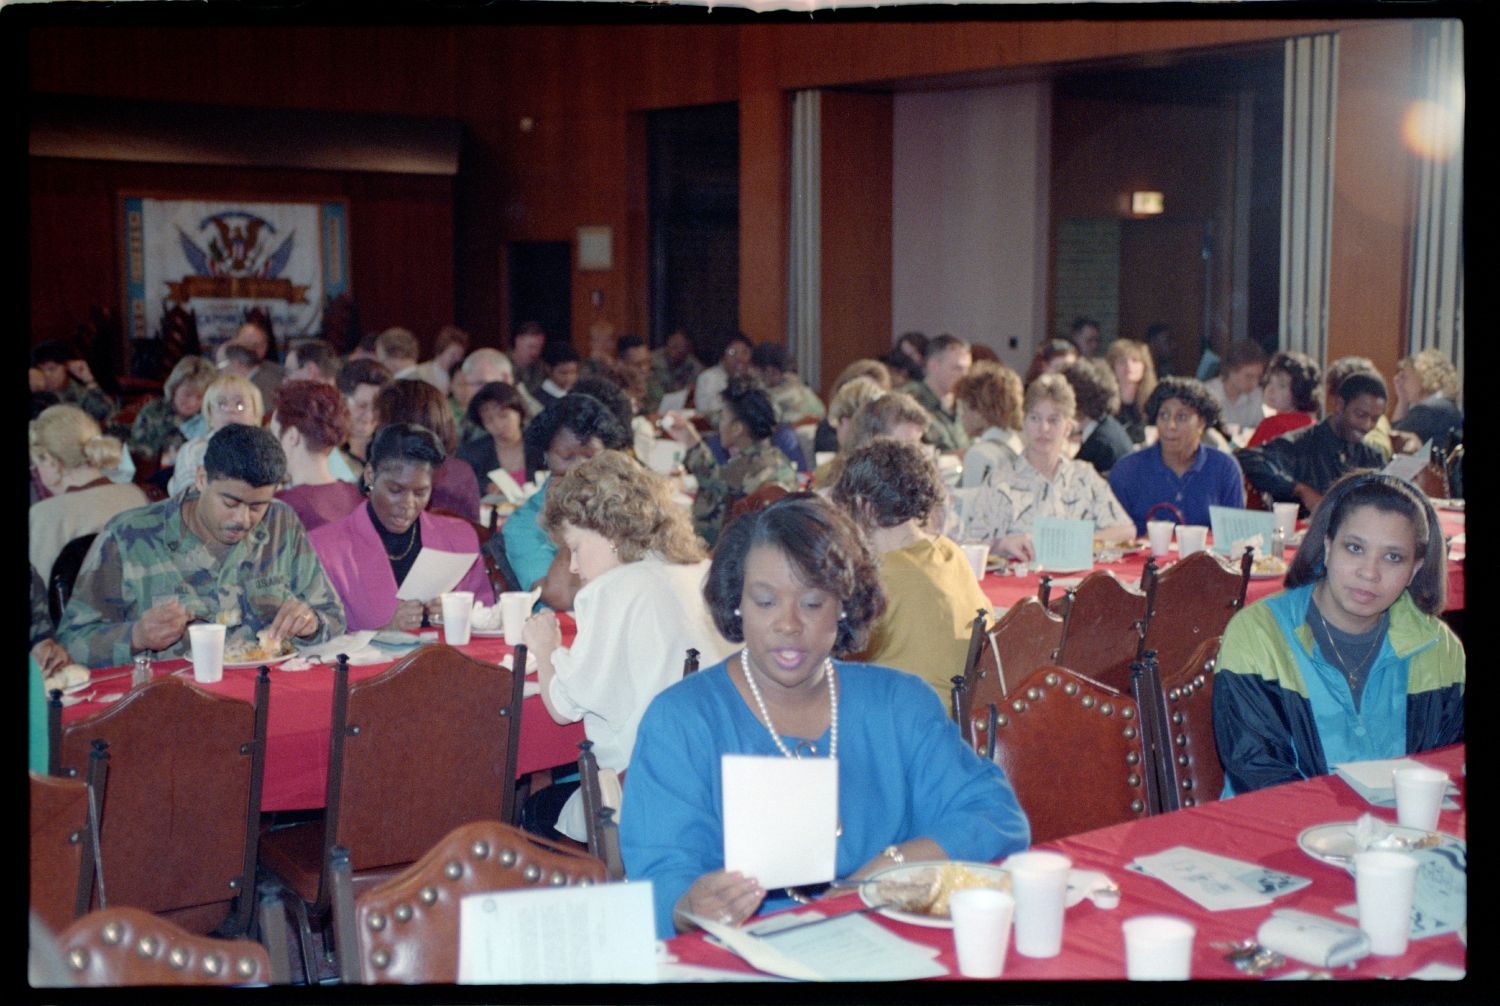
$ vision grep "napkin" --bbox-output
[1256,909,1369,968]
[1333,758,1460,809]
[1127,846,1311,911]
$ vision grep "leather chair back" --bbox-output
[989,666,1152,845]
[1139,550,1246,681]
[30,770,94,933]
[55,906,276,986]
[331,821,607,983]
[1053,571,1148,693]
[1155,637,1225,809]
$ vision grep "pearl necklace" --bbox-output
[739,648,838,760]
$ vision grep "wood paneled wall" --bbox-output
[30,15,1417,385]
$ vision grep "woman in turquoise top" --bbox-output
[1212,471,1463,795]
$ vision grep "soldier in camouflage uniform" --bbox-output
[668,377,798,546]
[901,333,973,455]
[751,343,827,426]
[58,424,346,668]
[651,329,704,395]
[128,356,217,464]
[32,340,118,425]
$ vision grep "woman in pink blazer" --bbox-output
[310,423,494,632]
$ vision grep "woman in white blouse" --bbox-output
[962,373,1136,561]
[521,450,734,841]
[954,360,1025,488]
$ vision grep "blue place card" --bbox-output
[1033,517,1095,572]
[1209,506,1278,558]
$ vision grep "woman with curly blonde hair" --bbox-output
[521,451,734,841]
[1392,348,1462,448]
[954,360,1024,488]
[1106,338,1158,444]
[165,373,264,497]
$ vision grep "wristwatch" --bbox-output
[882,845,905,865]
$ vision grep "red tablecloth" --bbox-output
[980,509,1465,615]
[61,629,586,813]
[666,745,1466,980]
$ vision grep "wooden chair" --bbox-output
[1152,636,1225,811]
[1052,571,1149,693]
[30,745,108,933]
[1138,549,1248,681]
[954,599,1067,759]
[53,905,287,986]
[430,506,511,598]
[576,740,625,881]
[48,533,98,626]
[328,821,608,983]
[987,666,1152,844]
[949,607,989,726]
[52,673,270,937]
[258,645,525,983]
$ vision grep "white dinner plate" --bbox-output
[221,652,297,670]
[1248,567,1289,581]
[858,861,1011,929]
[1296,821,1464,867]
[470,627,506,638]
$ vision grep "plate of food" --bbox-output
[222,632,297,669]
[1094,537,1146,560]
[858,861,1011,928]
[1297,822,1463,867]
[1249,554,1289,580]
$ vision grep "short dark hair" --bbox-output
[750,343,790,373]
[336,358,392,397]
[1336,371,1388,406]
[1145,376,1222,427]
[202,424,286,487]
[1287,470,1446,614]
[721,377,778,441]
[289,338,340,379]
[523,392,630,474]
[1061,357,1120,421]
[271,380,351,453]
[543,341,581,368]
[570,377,637,430]
[616,334,646,355]
[433,325,470,354]
[465,381,524,428]
[368,422,446,474]
[1219,340,1268,373]
[830,438,943,528]
[703,494,886,656]
[923,333,968,362]
[375,378,458,453]
[1324,356,1378,404]
[31,340,75,367]
[1266,350,1322,413]
[222,343,259,368]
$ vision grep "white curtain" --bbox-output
[1279,34,1338,364]
[1407,20,1465,387]
[788,89,821,390]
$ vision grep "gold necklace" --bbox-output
[384,520,419,561]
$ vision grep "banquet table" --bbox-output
[59,628,586,813]
[664,744,1466,981]
[978,506,1465,616]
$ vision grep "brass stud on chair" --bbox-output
[1121,706,1134,719]
[1025,686,1041,701]
[68,949,89,971]
[367,912,387,931]
[1193,674,1206,688]
[1125,751,1139,765]
[1169,688,1181,701]
[523,864,542,883]
[577,876,594,886]
[1062,682,1078,696]
[101,922,123,945]
[471,840,490,859]
[995,713,1009,726]
[1175,734,1186,747]
[1044,672,1060,687]
[445,860,464,880]
[168,946,190,969]
[235,957,257,979]
[1122,726,1137,739]
[1172,711,1184,725]
[1081,695,1095,709]
[499,848,517,867]
[550,870,567,885]
[1127,773,1140,787]
[420,886,439,905]
[1099,703,1113,716]
[1177,754,1190,766]
[1130,799,1145,813]
[202,953,224,976]
[394,904,413,923]
[371,949,390,970]
[136,935,158,958]
[1184,797,1197,808]
[1011,699,1026,713]
[1181,779,1193,790]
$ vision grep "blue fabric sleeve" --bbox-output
[500,483,554,591]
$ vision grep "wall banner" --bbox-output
[121,196,350,348]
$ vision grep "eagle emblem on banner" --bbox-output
[168,210,310,305]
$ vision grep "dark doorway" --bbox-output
[507,241,571,346]
[648,103,739,362]
[1120,218,1211,379]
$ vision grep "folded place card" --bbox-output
[722,755,837,891]
[396,548,480,601]
[457,881,658,983]
[1128,846,1311,911]
[1209,506,1277,558]
[1033,516,1094,572]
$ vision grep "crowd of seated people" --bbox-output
[31,314,1462,943]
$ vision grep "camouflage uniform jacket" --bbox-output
[768,376,827,425]
[57,492,347,668]
[651,350,704,394]
[685,439,797,546]
[129,397,199,460]
[60,379,118,425]
[903,380,970,454]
